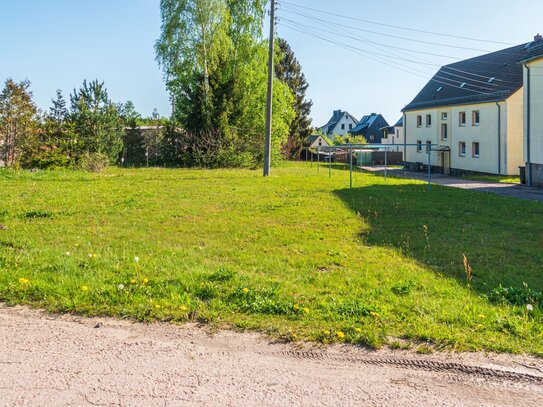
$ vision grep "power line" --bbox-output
[279,21,513,98]
[281,0,516,46]
[279,6,523,87]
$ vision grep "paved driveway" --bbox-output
[361,167,543,202]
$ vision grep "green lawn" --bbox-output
[1,163,542,354]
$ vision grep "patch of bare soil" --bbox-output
[0,305,541,406]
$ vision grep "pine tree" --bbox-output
[276,38,313,158]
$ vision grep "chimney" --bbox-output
[535,33,543,42]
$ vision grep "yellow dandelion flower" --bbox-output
[336,331,345,339]
[370,312,380,318]
[355,327,362,333]
[180,305,188,311]
[293,304,299,310]
[303,307,309,314]
[143,278,149,284]
[19,278,29,285]
[323,330,330,335]
[242,287,249,294]
[130,279,137,284]
[200,282,205,287]
[155,304,161,309]
[81,285,89,292]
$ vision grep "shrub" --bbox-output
[78,152,109,173]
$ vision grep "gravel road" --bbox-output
[1,305,542,406]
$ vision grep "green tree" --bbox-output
[275,38,313,158]
[0,79,38,167]
[155,0,294,168]
[70,80,124,163]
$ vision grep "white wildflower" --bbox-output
[66,252,71,256]
[527,304,534,312]
[134,256,140,263]
[118,284,125,290]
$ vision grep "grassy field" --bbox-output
[1,163,542,354]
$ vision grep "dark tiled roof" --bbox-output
[520,39,543,63]
[319,110,357,134]
[350,113,389,136]
[403,43,529,112]
[394,117,404,127]
[303,135,320,147]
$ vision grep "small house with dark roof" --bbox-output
[303,134,329,149]
[380,117,404,155]
[402,42,531,176]
[520,34,543,186]
[318,110,358,139]
[349,113,389,143]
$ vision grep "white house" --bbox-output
[520,34,543,186]
[318,110,358,139]
[402,43,530,176]
[380,117,404,154]
[303,134,330,149]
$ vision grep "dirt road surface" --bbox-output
[1,305,542,406]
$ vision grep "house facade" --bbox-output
[349,113,389,143]
[303,134,330,149]
[402,43,529,176]
[380,117,404,153]
[520,35,543,186]
[318,110,358,139]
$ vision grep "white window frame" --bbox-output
[417,115,422,128]
[459,142,466,157]
[426,114,432,127]
[472,110,480,126]
[472,142,480,158]
[441,112,448,120]
[459,112,466,127]
[416,140,422,153]
[441,123,448,141]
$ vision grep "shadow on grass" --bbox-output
[334,182,543,296]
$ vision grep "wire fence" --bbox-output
[304,143,445,191]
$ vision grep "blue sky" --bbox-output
[1,0,542,126]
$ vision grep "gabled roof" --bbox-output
[402,43,529,112]
[318,110,357,134]
[350,113,388,135]
[519,38,543,63]
[394,117,404,127]
[303,135,320,147]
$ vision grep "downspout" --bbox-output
[526,64,532,186]
[496,102,501,175]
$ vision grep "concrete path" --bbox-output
[361,166,543,202]
[1,305,543,406]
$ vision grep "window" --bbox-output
[472,110,480,126]
[426,114,432,127]
[349,123,353,130]
[459,112,466,126]
[341,123,345,130]
[426,140,431,153]
[441,123,448,141]
[472,142,480,157]
[441,112,448,120]
[459,142,466,157]
[416,140,422,152]
[417,115,422,127]
[396,129,399,138]
[369,135,375,142]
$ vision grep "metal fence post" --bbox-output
[328,147,332,178]
[349,144,353,189]
[384,147,388,181]
[427,146,431,192]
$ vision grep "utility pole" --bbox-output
[263,0,275,177]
